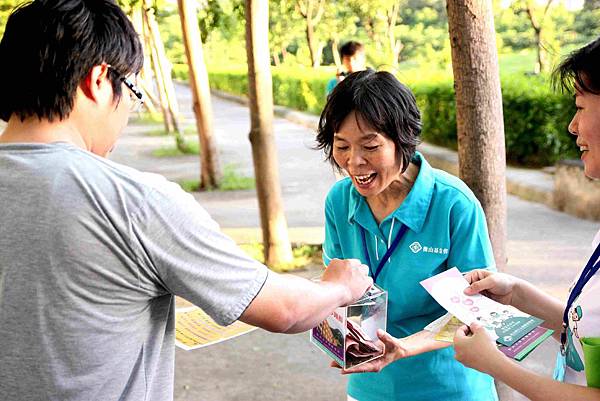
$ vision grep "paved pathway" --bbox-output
[107,85,598,401]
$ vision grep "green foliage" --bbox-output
[501,75,578,165]
[144,0,595,78]
[179,164,255,192]
[208,66,332,114]
[130,112,164,125]
[207,66,249,96]
[412,81,458,151]
[269,0,305,63]
[497,49,538,75]
[0,0,23,38]
[494,0,581,73]
[218,164,255,190]
[172,63,189,81]
[198,0,245,43]
[144,126,197,137]
[572,0,600,45]
[270,66,331,108]
[396,0,450,66]
[415,74,578,166]
[152,139,200,157]
[238,242,322,271]
[494,1,536,51]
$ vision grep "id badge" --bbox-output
[553,352,566,382]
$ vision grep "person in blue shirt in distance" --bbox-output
[326,41,367,98]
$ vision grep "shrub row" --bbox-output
[174,65,578,167]
[414,75,578,166]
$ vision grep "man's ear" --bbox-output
[80,64,113,105]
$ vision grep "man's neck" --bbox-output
[0,114,88,150]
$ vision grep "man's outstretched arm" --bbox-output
[239,259,372,334]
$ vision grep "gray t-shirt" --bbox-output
[0,142,269,401]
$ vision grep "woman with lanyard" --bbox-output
[316,69,498,401]
[450,38,600,400]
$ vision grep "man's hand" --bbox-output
[463,270,519,306]
[453,323,504,375]
[321,258,372,305]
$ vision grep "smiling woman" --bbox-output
[446,37,600,401]
[315,70,499,401]
[331,111,420,223]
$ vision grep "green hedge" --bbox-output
[206,66,332,115]
[415,75,578,166]
[183,66,577,167]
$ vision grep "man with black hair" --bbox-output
[0,2,372,401]
[326,40,367,97]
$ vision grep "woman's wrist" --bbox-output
[509,277,528,309]
[486,350,514,378]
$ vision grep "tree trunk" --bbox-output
[534,27,542,74]
[143,0,187,149]
[315,43,325,68]
[281,46,289,63]
[130,6,157,115]
[387,1,401,67]
[298,0,324,68]
[178,0,221,189]
[364,17,376,41]
[305,15,318,67]
[446,0,507,271]
[144,1,180,117]
[245,0,294,267]
[393,40,403,66]
[138,80,158,114]
[272,49,281,66]
[332,37,341,69]
[142,6,173,132]
[525,5,544,74]
[524,0,553,74]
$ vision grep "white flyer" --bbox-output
[420,268,545,346]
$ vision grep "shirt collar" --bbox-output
[347,151,435,233]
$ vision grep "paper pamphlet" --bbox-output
[498,326,554,361]
[420,268,544,347]
[424,312,453,333]
[175,298,256,351]
[429,316,463,343]
[425,312,553,360]
[423,312,463,342]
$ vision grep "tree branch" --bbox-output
[312,0,326,26]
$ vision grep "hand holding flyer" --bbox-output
[420,268,550,349]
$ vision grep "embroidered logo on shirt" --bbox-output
[409,242,422,253]
[409,242,449,255]
[423,246,449,254]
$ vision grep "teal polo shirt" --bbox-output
[323,152,498,401]
[326,77,338,96]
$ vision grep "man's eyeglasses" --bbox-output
[107,65,144,112]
